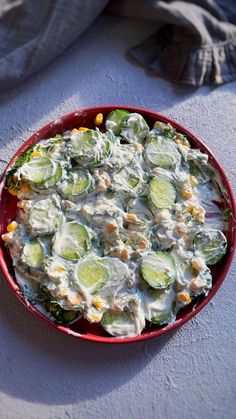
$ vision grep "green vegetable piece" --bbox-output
[34,162,63,189]
[120,113,149,143]
[188,150,211,184]
[194,228,227,265]
[75,258,110,293]
[69,129,110,166]
[29,197,63,234]
[59,170,90,197]
[53,221,91,260]
[105,109,130,136]
[146,137,181,169]
[45,300,79,325]
[20,156,55,184]
[149,176,177,209]
[223,208,232,221]
[22,239,44,268]
[141,252,176,289]
[116,167,139,190]
[151,311,174,325]
[102,310,130,326]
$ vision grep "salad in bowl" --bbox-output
[0,106,235,343]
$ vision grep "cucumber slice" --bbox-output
[44,300,79,325]
[75,258,110,293]
[194,228,227,265]
[59,170,91,197]
[120,113,149,143]
[53,221,91,260]
[142,287,176,325]
[115,167,139,190]
[105,109,130,136]
[146,138,181,169]
[101,308,144,338]
[34,162,63,189]
[29,197,63,234]
[141,252,176,289]
[22,239,44,268]
[187,150,211,184]
[149,176,176,209]
[20,156,56,184]
[69,129,110,166]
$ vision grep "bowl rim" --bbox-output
[0,104,235,344]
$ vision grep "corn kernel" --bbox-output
[134,142,143,153]
[90,313,100,322]
[174,222,188,236]
[104,177,111,187]
[181,189,193,199]
[113,247,122,258]
[21,181,30,193]
[60,289,68,297]
[121,248,129,261]
[68,292,81,306]
[176,291,191,305]
[126,213,138,223]
[79,127,89,131]
[138,239,149,249]
[56,266,65,273]
[7,221,18,232]
[8,187,18,196]
[72,128,79,134]
[192,258,204,272]
[31,151,41,157]
[93,298,103,311]
[192,206,206,222]
[190,277,206,292]
[17,201,24,209]
[189,175,198,186]
[175,139,182,145]
[107,222,118,234]
[94,113,103,126]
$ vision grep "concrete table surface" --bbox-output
[0,12,235,419]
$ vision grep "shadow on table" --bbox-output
[0,276,176,405]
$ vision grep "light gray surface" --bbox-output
[0,12,235,419]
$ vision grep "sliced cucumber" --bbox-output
[142,287,176,325]
[69,129,110,166]
[141,252,176,289]
[101,307,145,338]
[105,109,130,136]
[120,113,149,143]
[146,137,181,169]
[29,197,63,234]
[194,228,227,265]
[20,156,56,184]
[59,170,91,197]
[102,310,130,325]
[188,150,211,184]
[75,257,110,293]
[53,221,91,260]
[149,176,176,209]
[115,167,140,191]
[34,162,63,189]
[22,239,44,268]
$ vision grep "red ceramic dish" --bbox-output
[0,105,235,344]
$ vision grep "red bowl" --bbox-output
[0,105,235,344]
